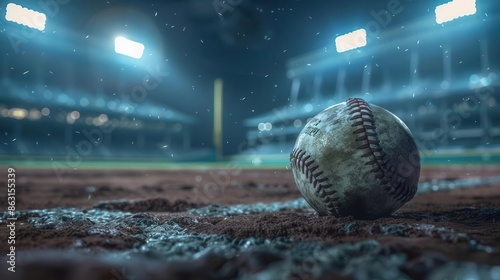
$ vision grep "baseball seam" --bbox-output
[290,148,340,215]
[346,98,415,204]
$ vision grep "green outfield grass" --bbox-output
[1,149,499,170]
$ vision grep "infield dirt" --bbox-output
[0,166,499,279]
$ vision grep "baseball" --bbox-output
[290,98,421,219]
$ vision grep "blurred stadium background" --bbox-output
[0,0,499,168]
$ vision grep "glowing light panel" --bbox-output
[5,3,46,31]
[114,36,145,59]
[435,0,476,24]
[335,29,367,53]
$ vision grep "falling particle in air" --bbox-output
[283,50,287,52]
[49,71,53,74]
[308,16,312,19]
[162,145,168,148]
[417,40,420,45]
[274,85,277,87]
[183,27,186,31]
[265,74,269,78]
[86,35,89,39]
[155,12,157,16]
[307,63,311,66]
[240,97,246,100]
[412,93,415,97]
[200,39,204,43]
[171,153,174,157]
[12,138,16,142]
[23,70,29,75]
[252,109,255,112]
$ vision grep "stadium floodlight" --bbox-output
[5,3,46,31]
[114,36,145,59]
[435,0,476,24]
[335,29,367,53]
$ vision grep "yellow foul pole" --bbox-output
[213,78,223,161]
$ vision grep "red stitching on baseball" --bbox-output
[346,98,415,204]
[290,148,339,215]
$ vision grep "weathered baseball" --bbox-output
[290,98,420,219]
